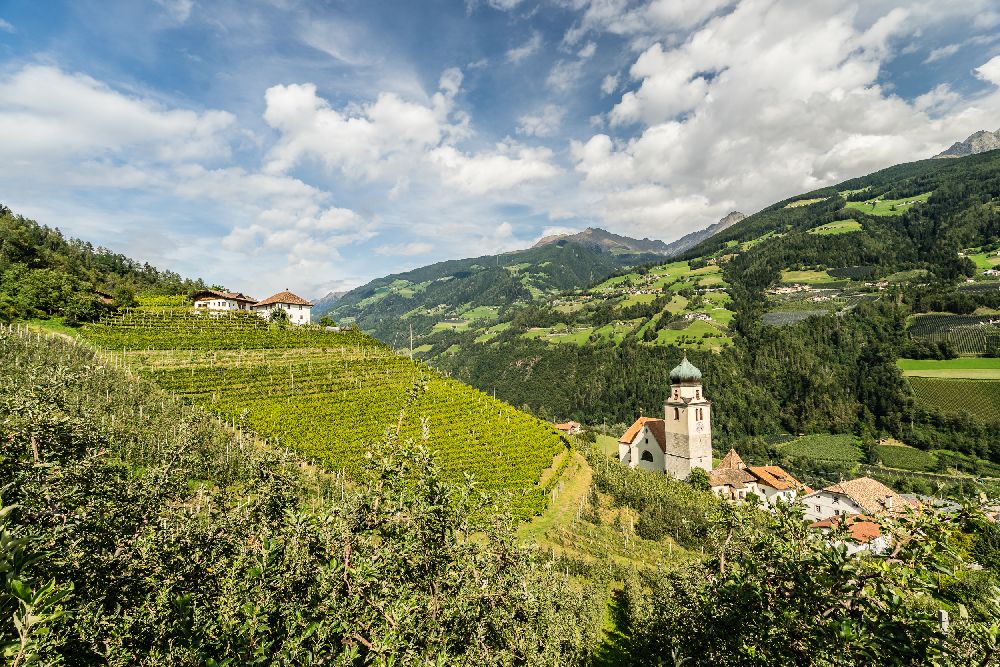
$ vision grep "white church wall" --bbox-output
[629,428,664,473]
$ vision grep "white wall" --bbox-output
[801,491,864,521]
[255,303,312,325]
[627,427,664,473]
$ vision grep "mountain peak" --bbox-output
[934,128,1000,158]
[532,227,670,254]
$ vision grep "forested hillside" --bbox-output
[0,205,206,323]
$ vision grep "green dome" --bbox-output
[670,355,702,383]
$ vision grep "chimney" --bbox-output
[885,494,894,512]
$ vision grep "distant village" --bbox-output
[557,356,971,555]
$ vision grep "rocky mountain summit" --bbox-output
[934,129,1000,158]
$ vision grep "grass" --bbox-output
[807,219,862,236]
[780,269,838,284]
[21,317,79,337]
[785,197,827,208]
[654,319,731,349]
[844,191,932,217]
[664,295,689,314]
[897,358,1000,379]
[619,293,657,308]
[967,251,1000,271]
[777,434,862,463]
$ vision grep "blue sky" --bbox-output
[0,0,999,298]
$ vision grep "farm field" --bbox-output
[875,442,938,472]
[776,434,862,463]
[843,191,932,216]
[807,219,861,235]
[82,311,568,518]
[784,197,827,208]
[897,357,1000,379]
[907,377,1000,424]
[779,269,840,284]
[907,313,1000,355]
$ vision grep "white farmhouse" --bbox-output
[709,449,808,506]
[800,477,911,522]
[191,289,257,312]
[618,355,713,479]
[252,290,314,325]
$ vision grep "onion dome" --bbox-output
[669,354,702,384]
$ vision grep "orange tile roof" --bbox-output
[810,515,882,544]
[254,290,313,307]
[618,417,666,453]
[554,421,580,432]
[747,465,802,491]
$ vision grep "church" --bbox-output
[618,355,807,505]
[617,355,713,478]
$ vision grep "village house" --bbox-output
[252,290,314,325]
[709,449,808,506]
[809,515,891,555]
[800,477,912,522]
[554,421,582,435]
[191,288,257,311]
[984,269,1000,277]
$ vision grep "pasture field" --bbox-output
[907,377,1000,424]
[779,269,839,284]
[897,357,1000,379]
[968,250,1000,271]
[776,434,862,463]
[875,443,938,472]
[784,197,827,208]
[807,219,862,235]
[83,311,568,518]
[843,191,932,216]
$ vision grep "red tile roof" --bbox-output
[554,421,580,432]
[717,448,746,470]
[820,477,909,515]
[254,290,313,307]
[810,515,882,544]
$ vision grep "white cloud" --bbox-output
[429,142,560,194]
[924,43,961,63]
[976,56,1000,86]
[265,67,560,195]
[570,2,1000,240]
[0,65,234,165]
[601,73,619,95]
[489,0,527,9]
[577,41,597,59]
[507,31,542,63]
[517,104,565,137]
[0,18,13,33]
[375,242,434,256]
[547,59,585,92]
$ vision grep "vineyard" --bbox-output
[907,376,1000,424]
[907,313,1000,355]
[82,311,568,517]
[776,434,862,462]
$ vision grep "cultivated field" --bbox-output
[83,311,568,518]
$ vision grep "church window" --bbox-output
[673,390,678,399]
[640,450,654,462]
[673,407,680,420]
[696,389,700,399]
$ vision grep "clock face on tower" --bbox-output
[695,422,705,433]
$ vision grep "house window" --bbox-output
[673,407,680,420]
[640,450,654,462]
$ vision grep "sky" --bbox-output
[0,0,999,299]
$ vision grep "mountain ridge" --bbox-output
[934,128,1000,158]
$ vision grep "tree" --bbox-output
[112,286,138,310]
[687,466,710,491]
[318,315,336,327]
[269,306,289,326]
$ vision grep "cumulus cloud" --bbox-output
[265,67,560,195]
[517,104,565,137]
[571,1,1000,240]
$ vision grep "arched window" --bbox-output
[640,450,654,462]
[673,407,680,420]
[696,389,700,399]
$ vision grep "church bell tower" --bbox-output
[663,354,713,479]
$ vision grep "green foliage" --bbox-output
[908,377,1000,424]
[876,444,938,471]
[623,503,1000,665]
[777,434,863,462]
[0,325,604,664]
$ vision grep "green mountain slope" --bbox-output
[81,310,569,518]
[324,238,664,345]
